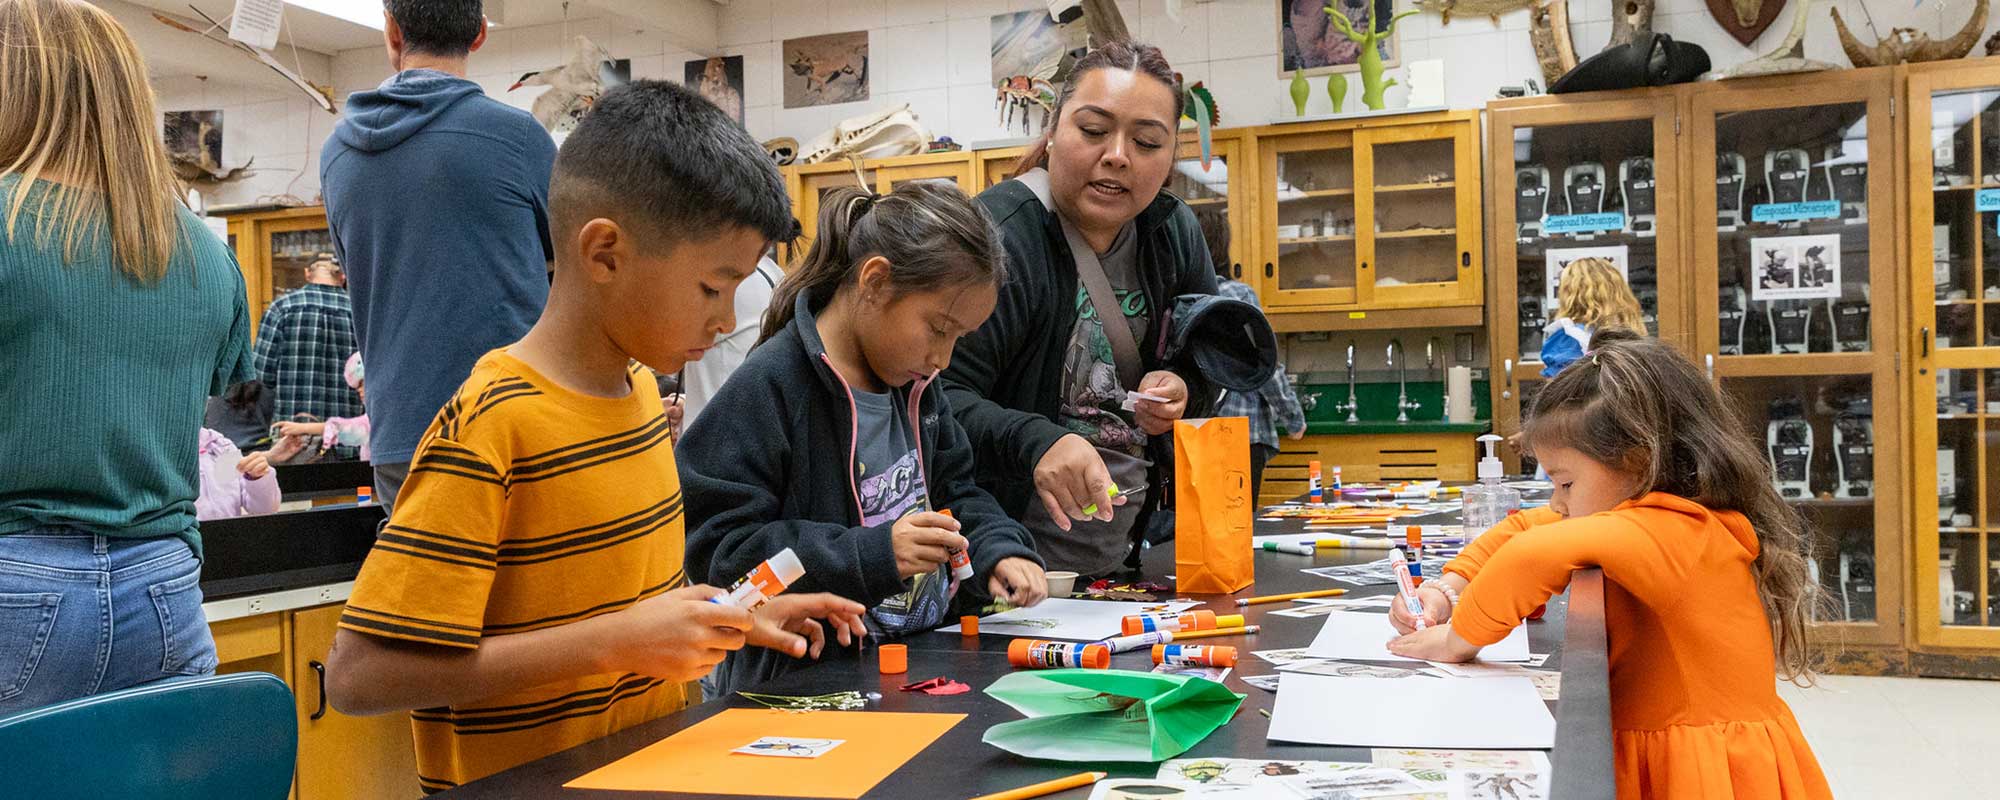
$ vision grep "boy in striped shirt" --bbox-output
[323,80,865,794]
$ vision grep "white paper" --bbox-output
[1304,611,1531,663]
[1267,674,1556,749]
[1428,660,1537,679]
[1279,660,1429,680]
[227,0,284,51]
[937,597,1196,641]
[731,736,843,758]
[1152,662,1231,683]
[1750,233,1842,301]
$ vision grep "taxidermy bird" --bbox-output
[1831,0,1987,67]
[152,6,334,113]
[167,118,255,186]
[511,37,611,132]
[1180,76,1220,169]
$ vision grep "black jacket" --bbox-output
[940,178,1220,522]
[680,293,1042,692]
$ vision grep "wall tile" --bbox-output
[1209,0,1278,60]
[873,22,949,94]
[947,15,996,88]
[826,0,888,33]
[771,0,833,42]
[886,0,953,27]
[721,0,775,46]
[1141,0,1209,65]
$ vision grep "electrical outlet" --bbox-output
[247,598,268,615]
[318,587,340,603]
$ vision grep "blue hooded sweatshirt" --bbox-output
[320,69,556,464]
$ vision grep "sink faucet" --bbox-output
[1428,337,1446,421]
[1388,339,1419,422]
[1334,342,1359,422]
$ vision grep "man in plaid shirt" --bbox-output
[1201,215,1306,498]
[252,259,363,422]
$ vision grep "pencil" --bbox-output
[970,771,1109,800]
[1170,625,1259,641]
[1235,588,1349,606]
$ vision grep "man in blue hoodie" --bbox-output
[321,0,556,510]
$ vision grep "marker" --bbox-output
[938,509,975,581]
[1260,541,1316,556]
[1152,644,1238,668]
[1170,624,1259,642]
[1098,630,1174,654]
[1235,588,1349,606]
[1120,610,1244,636]
[1007,639,1109,669]
[970,771,1110,800]
[709,548,804,611]
[1080,482,1125,517]
[1390,546,1426,630]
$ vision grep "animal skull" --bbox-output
[1832,0,1986,67]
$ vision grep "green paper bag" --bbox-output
[982,669,1246,763]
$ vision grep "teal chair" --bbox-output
[0,672,297,800]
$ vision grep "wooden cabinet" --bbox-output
[211,603,418,800]
[1908,62,2000,655]
[791,152,978,248]
[1250,110,1482,314]
[1260,432,1479,507]
[216,206,334,333]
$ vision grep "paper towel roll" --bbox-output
[1447,366,1475,423]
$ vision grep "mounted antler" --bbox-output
[1832,0,1987,67]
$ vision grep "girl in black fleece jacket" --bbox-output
[680,182,1048,695]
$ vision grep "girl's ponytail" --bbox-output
[762,188,877,344]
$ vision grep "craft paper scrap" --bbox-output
[1156,757,1425,798]
[1427,660,1537,679]
[939,597,1196,641]
[1152,662,1232,683]
[563,709,962,797]
[1278,769,1430,798]
[1296,594,1393,608]
[1242,674,1282,692]
[1531,672,1561,700]
[1458,769,1549,800]
[1280,660,1430,680]
[1086,778,1209,799]
[984,669,1245,763]
[1271,604,1350,619]
[732,737,844,758]
[1250,648,1321,666]
[1371,748,1551,773]
[1266,675,1555,749]
[1306,611,1530,663]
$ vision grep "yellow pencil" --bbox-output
[970,771,1109,800]
[1169,625,1259,641]
[1235,588,1349,606]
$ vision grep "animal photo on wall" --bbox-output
[990,8,1088,134]
[685,55,745,123]
[784,31,870,108]
[162,109,249,184]
[1281,0,1397,75]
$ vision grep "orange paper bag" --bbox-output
[1174,417,1254,594]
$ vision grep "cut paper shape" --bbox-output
[941,597,1197,641]
[1305,611,1529,663]
[1267,675,1554,749]
[984,669,1245,762]
[564,709,963,797]
[899,677,972,696]
[733,737,844,758]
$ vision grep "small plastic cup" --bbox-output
[1044,570,1079,597]
[959,615,979,637]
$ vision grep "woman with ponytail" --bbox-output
[680,181,1046,695]
[940,41,1219,578]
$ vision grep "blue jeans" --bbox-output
[0,529,217,715]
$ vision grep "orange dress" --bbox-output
[1444,493,1832,800]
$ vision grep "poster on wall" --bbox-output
[684,55,745,123]
[1544,245,1630,302]
[1749,234,1842,301]
[783,31,869,108]
[990,9,1087,134]
[1280,0,1396,76]
[163,110,224,171]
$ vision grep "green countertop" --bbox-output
[1303,420,1492,435]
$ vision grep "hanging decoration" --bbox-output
[1710,0,1838,80]
[510,36,613,133]
[150,7,335,113]
[1412,0,1535,25]
[1324,1,1418,110]
[1831,0,1987,67]
[1705,0,1787,46]
[1182,77,1219,168]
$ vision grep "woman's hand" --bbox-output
[664,394,685,442]
[266,432,310,463]
[1132,371,1189,436]
[1033,434,1121,531]
[273,421,324,439]
[1386,623,1481,663]
[986,557,1048,606]
[1388,585,1452,635]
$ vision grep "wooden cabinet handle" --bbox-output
[1264,262,1274,278]
[1232,263,1242,279]
[309,660,329,721]
[1921,326,1931,357]
[1461,251,1471,268]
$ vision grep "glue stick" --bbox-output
[1404,525,1424,585]
[1332,465,1343,491]
[1150,644,1238,668]
[1308,461,1324,505]
[1008,639,1110,669]
[708,548,804,611]
[1098,630,1174,654]
[1120,610,1245,636]
[938,509,975,581]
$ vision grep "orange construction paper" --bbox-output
[563,708,965,797]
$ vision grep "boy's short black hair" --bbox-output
[384,0,484,57]
[551,80,792,251]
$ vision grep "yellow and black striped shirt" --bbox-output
[339,349,689,794]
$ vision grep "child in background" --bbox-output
[1387,333,1831,799]
[323,81,867,794]
[680,182,1047,695]
[195,428,281,520]
[1540,257,1645,377]
[1198,212,1304,498]
[272,352,372,460]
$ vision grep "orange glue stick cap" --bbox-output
[960,615,979,636]
[878,644,907,674]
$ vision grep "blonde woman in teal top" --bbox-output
[0,0,251,712]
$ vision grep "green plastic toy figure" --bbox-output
[1324,1,1417,110]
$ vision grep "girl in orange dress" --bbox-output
[1386,332,1831,799]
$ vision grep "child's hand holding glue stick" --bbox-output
[709,548,868,659]
[940,510,1050,608]
[1389,547,1427,631]
[890,510,966,579]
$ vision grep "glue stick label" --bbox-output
[1101,631,1172,653]
[712,548,804,611]
[1031,642,1092,667]
[1157,645,1218,666]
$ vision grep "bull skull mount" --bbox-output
[1832,0,1988,67]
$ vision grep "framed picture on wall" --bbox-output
[685,55,745,123]
[783,31,870,109]
[1279,0,1398,76]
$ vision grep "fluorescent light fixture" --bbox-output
[285,0,384,30]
